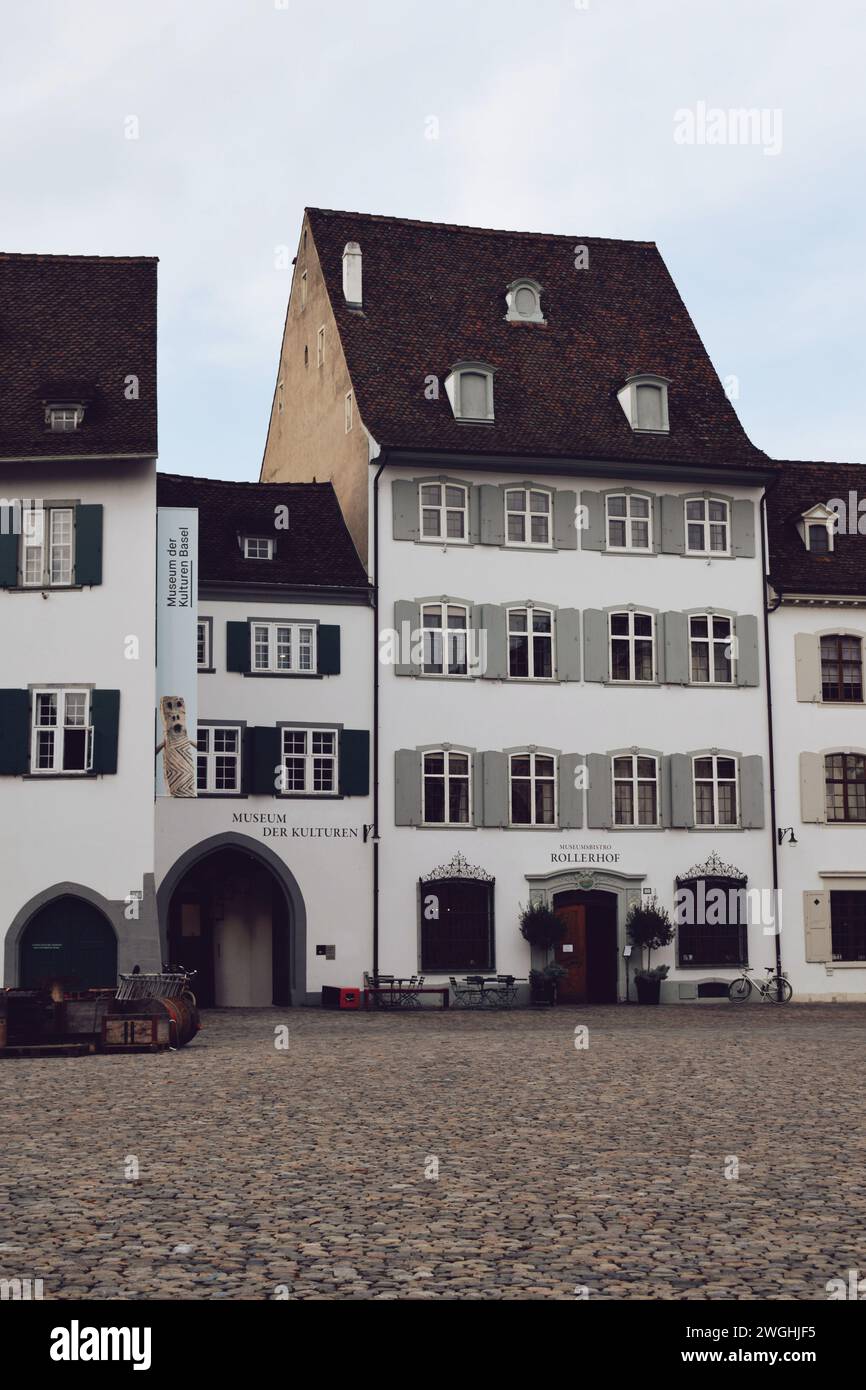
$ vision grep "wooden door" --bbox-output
[554,903,587,1003]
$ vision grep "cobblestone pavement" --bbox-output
[1,1004,864,1300]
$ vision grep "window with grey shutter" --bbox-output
[481,750,508,827]
[392,479,420,542]
[478,604,507,680]
[553,490,577,549]
[794,633,821,702]
[579,490,604,551]
[731,499,756,558]
[559,753,584,829]
[586,753,612,828]
[395,749,422,825]
[479,485,505,546]
[799,751,826,823]
[663,612,689,685]
[739,755,764,828]
[660,495,685,555]
[555,608,581,682]
[735,615,760,686]
[669,753,695,827]
[582,609,608,682]
[803,890,831,962]
[394,600,421,676]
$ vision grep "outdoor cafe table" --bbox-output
[363,979,450,1010]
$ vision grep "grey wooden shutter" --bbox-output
[586,753,612,829]
[794,633,821,702]
[479,485,505,546]
[472,750,484,825]
[739,755,764,828]
[583,609,608,682]
[799,751,826,823]
[479,603,507,680]
[482,750,509,827]
[0,530,19,587]
[731,499,756,558]
[74,504,103,585]
[394,600,421,676]
[735,614,760,686]
[252,726,281,795]
[556,608,581,682]
[658,755,671,827]
[579,490,604,551]
[654,613,666,683]
[91,689,120,774]
[652,495,663,554]
[803,890,832,962]
[0,689,30,773]
[226,621,250,673]
[395,749,421,825]
[317,625,341,675]
[392,480,420,542]
[339,730,370,795]
[559,753,584,829]
[669,753,695,827]
[468,485,481,544]
[660,495,685,555]
[663,611,689,685]
[553,490,577,549]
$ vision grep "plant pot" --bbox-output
[530,981,556,1006]
[635,976,662,1005]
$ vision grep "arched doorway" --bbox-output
[165,846,292,1007]
[19,895,117,991]
[552,890,618,1004]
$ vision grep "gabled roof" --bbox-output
[767,460,866,596]
[0,252,157,460]
[156,473,370,593]
[306,207,770,472]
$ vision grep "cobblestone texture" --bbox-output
[1,1004,864,1300]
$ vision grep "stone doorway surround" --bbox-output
[525,867,646,1002]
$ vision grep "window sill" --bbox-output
[197,666,216,675]
[196,792,248,799]
[825,961,866,969]
[243,671,323,679]
[5,585,84,594]
[22,772,99,780]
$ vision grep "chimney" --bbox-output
[342,242,362,309]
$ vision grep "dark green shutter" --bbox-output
[318,624,341,674]
[241,726,254,793]
[226,621,250,673]
[91,689,120,774]
[0,689,29,773]
[0,530,18,588]
[251,726,281,795]
[339,729,370,795]
[75,504,103,585]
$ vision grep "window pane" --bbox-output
[505,491,525,511]
[608,518,627,547]
[532,610,552,634]
[691,616,709,638]
[424,752,445,776]
[633,613,652,637]
[530,514,549,544]
[511,756,531,778]
[421,485,441,506]
[631,496,649,518]
[709,501,727,522]
[631,520,649,548]
[636,384,662,430]
[687,523,705,550]
[694,757,713,779]
[445,486,464,509]
[533,634,552,679]
[445,510,465,540]
[507,514,525,543]
[686,500,705,521]
[510,779,531,824]
[610,613,629,636]
[422,509,441,537]
[535,755,554,778]
[460,373,487,418]
[607,496,627,518]
[509,634,529,678]
[530,491,550,514]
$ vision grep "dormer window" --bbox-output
[444,361,495,423]
[617,375,670,434]
[45,403,84,433]
[798,504,836,554]
[243,537,274,560]
[504,278,544,324]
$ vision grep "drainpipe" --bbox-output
[371,453,388,980]
[760,483,784,981]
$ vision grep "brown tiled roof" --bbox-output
[767,460,866,596]
[307,207,770,471]
[157,472,370,592]
[0,253,157,459]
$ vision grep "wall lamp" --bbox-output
[777,827,798,846]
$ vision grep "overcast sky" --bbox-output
[2,0,864,479]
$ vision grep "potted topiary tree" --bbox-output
[626,896,675,1005]
[528,962,568,1006]
[519,901,567,1004]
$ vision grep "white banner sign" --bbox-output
[156,507,198,797]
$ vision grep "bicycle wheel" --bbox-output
[768,976,793,1004]
[728,976,752,1001]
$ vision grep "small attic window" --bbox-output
[505,278,544,323]
[243,537,275,560]
[617,375,670,434]
[444,361,495,423]
[45,403,84,433]
[798,504,836,554]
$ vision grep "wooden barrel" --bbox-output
[157,996,200,1047]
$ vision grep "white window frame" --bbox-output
[444,361,495,422]
[418,482,469,544]
[45,404,84,433]
[197,619,212,670]
[345,390,353,433]
[506,606,555,680]
[684,496,731,556]
[279,726,338,796]
[30,687,93,775]
[251,621,317,674]
[616,375,670,433]
[504,488,553,548]
[316,325,325,368]
[243,537,274,561]
[693,754,739,827]
[421,603,470,677]
[605,493,653,552]
[196,724,242,794]
[21,504,74,587]
[508,750,558,827]
[613,753,660,827]
[609,610,656,683]
[421,748,472,825]
[689,613,734,685]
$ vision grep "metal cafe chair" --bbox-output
[449,976,481,1009]
[398,974,425,1008]
[364,971,398,1009]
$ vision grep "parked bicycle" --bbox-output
[728,965,792,1004]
